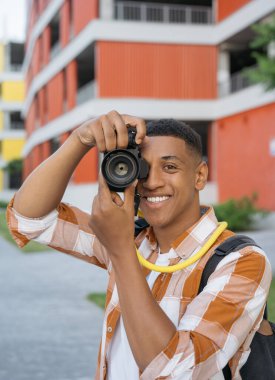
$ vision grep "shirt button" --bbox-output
[107,326,112,333]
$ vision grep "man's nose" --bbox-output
[141,167,165,190]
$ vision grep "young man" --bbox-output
[7,111,271,380]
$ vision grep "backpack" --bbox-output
[134,221,275,379]
[198,235,275,380]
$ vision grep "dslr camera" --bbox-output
[101,127,149,192]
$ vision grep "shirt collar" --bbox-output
[144,206,219,259]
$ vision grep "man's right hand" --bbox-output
[73,110,147,152]
[12,110,147,218]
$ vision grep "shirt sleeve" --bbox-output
[140,246,272,380]
[6,197,110,270]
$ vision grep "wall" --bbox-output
[47,72,64,122]
[97,42,217,99]
[2,139,25,161]
[73,147,98,183]
[216,0,251,22]
[2,81,25,102]
[0,112,3,130]
[0,43,4,71]
[216,103,275,210]
[73,0,98,35]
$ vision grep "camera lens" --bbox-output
[102,150,139,190]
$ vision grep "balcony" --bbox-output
[50,41,61,60]
[219,68,255,97]
[114,1,213,24]
[76,81,97,105]
[10,121,24,130]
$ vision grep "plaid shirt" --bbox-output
[7,199,272,380]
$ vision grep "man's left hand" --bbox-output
[89,173,137,259]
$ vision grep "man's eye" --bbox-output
[164,165,176,170]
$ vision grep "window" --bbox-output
[9,43,24,71]
[10,112,24,130]
[76,44,95,104]
[49,12,60,58]
[50,136,60,154]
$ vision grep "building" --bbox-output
[0,41,25,195]
[23,0,275,210]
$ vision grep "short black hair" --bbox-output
[146,119,202,159]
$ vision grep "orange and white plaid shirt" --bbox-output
[6,199,272,380]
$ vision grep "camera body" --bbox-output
[101,128,149,192]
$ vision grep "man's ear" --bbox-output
[195,161,208,191]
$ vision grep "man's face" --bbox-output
[137,136,207,230]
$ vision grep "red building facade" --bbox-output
[23,0,275,210]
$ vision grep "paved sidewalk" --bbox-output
[0,237,108,380]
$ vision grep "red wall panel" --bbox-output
[60,1,70,47]
[97,42,217,99]
[47,73,64,122]
[26,101,36,136]
[73,0,98,35]
[32,40,39,76]
[66,61,77,109]
[60,132,70,144]
[42,26,50,66]
[41,141,50,161]
[217,0,251,22]
[32,145,42,169]
[74,147,98,183]
[216,103,275,210]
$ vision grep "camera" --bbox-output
[101,127,149,192]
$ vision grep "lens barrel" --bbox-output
[101,127,149,192]
[102,149,139,192]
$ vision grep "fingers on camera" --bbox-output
[101,115,117,151]
[93,122,106,153]
[122,114,146,144]
[96,111,146,152]
[107,110,128,149]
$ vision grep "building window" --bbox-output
[49,12,60,58]
[6,159,23,189]
[50,136,60,154]
[76,44,95,105]
[10,112,24,130]
[9,42,24,71]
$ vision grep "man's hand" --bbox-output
[89,173,137,258]
[73,110,147,152]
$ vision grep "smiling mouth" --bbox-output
[144,196,170,203]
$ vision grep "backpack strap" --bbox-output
[134,218,149,237]
[198,235,261,380]
[198,235,259,294]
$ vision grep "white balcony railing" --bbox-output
[76,80,96,105]
[50,41,61,60]
[114,1,213,24]
[219,67,255,97]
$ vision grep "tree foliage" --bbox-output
[245,17,275,90]
[5,159,23,175]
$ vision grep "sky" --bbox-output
[0,0,27,42]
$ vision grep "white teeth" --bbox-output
[146,196,169,203]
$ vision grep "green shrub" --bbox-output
[213,195,268,231]
[0,200,8,209]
